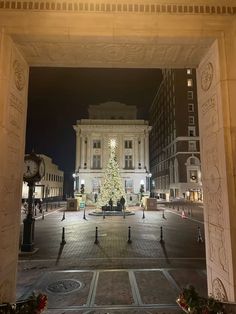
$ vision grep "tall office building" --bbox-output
[149,69,202,201]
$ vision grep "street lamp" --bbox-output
[147,172,152,197]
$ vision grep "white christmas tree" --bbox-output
[97,139,125,208]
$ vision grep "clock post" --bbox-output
[21,152,45,252]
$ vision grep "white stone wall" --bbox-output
[197,36,236,301]
[0,32,28,302]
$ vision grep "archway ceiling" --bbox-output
[12,34,214,68]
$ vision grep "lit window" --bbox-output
[187,79,193,87]
[93,140,101,148]
[188,91,193,99]
[187,69,192,75]
[124,140,132,149]
[125,155,133,169]
[92,155,101,169]
[189,116,195,125]
[189,141,196,151]
[188,103,194,112]
[190,170,198,182]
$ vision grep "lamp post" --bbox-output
[147,172,152,197]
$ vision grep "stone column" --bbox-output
[87,137,91,169]
[140,136,145,169]
[144,131,149,171]
[75,128,81,171]
[0,31,29,302]
[81,135,85,169]
[197,36,236,302]
[134,137,138,169]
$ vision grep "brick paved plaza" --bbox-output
[18,203,206,313]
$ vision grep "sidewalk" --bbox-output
[18,206,206,313]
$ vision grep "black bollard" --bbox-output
[160,226,164,243]
[46,202,48,212]
[61,227,66,245]
[123,208,126,219]
[142,208,145,219]
[61,211,65,221]
[127,226,132,244]
[94,226,99,244]
[197,226,203,243]
[83,207,86,220]
[103,209,105,219]
[42,211,44,220]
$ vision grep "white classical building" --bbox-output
[73,102,151,197]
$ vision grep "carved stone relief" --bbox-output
[201,62,214,91]
[212,278,228,301]
[13,60,26,91]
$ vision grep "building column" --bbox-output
[87,137,91,169]
[81,135,85,169]
[0,31,29,302]
[197,35,236,302]
[140,136,145,169]
[75,128,81,171]
[144,132,149,171]
[134,137,138,169]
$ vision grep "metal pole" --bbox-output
[61,211,65,221]
[127,226,132,244]
[61,227,66,245]
[142,207,145,219]
[103,208,105,219]
[83,206,86,220]
[94,226,99,244]
[42,211,44,220]
[21,182,35,252]
[160,226,164,243]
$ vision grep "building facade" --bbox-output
[22,154,64,201]
[149,69,202,201]
[73,102,151,198]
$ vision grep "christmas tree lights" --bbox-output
[97,139,125,208]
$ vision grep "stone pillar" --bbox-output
[81,135,85,169]
[144,132,149,171]
[197,36,236,302]
[140,136,145,169]
[0,31,29,302]
[87,137,91,169]
[75,128,81,171]
[134,137,138,169]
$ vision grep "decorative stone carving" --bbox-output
[13,60,25,91]
[0,1,235,15]
[201,62,214,91]
[212,278,228,301]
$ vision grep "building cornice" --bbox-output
[0,1,235,15]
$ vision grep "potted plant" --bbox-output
[176,285,224,313]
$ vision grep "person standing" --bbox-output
[120,196,126,210]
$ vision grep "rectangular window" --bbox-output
[93,140,101,148]
[125,155,133,169]
[92,155,101,169]
[188,103,194,112]
[187,79,193,87]
[189,141,196,151]
[189,116,195,125]
[188,126,196,137]
[187,91,193,99]
[124,140,132,149]
[187,69,192,75]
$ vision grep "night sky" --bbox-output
[26,67,162,176]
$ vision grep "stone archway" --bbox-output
[0,0,236,303]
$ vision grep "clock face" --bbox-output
[23,159,38,179]
[39,160,45,178]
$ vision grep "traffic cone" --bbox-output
[181,209,187,219]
